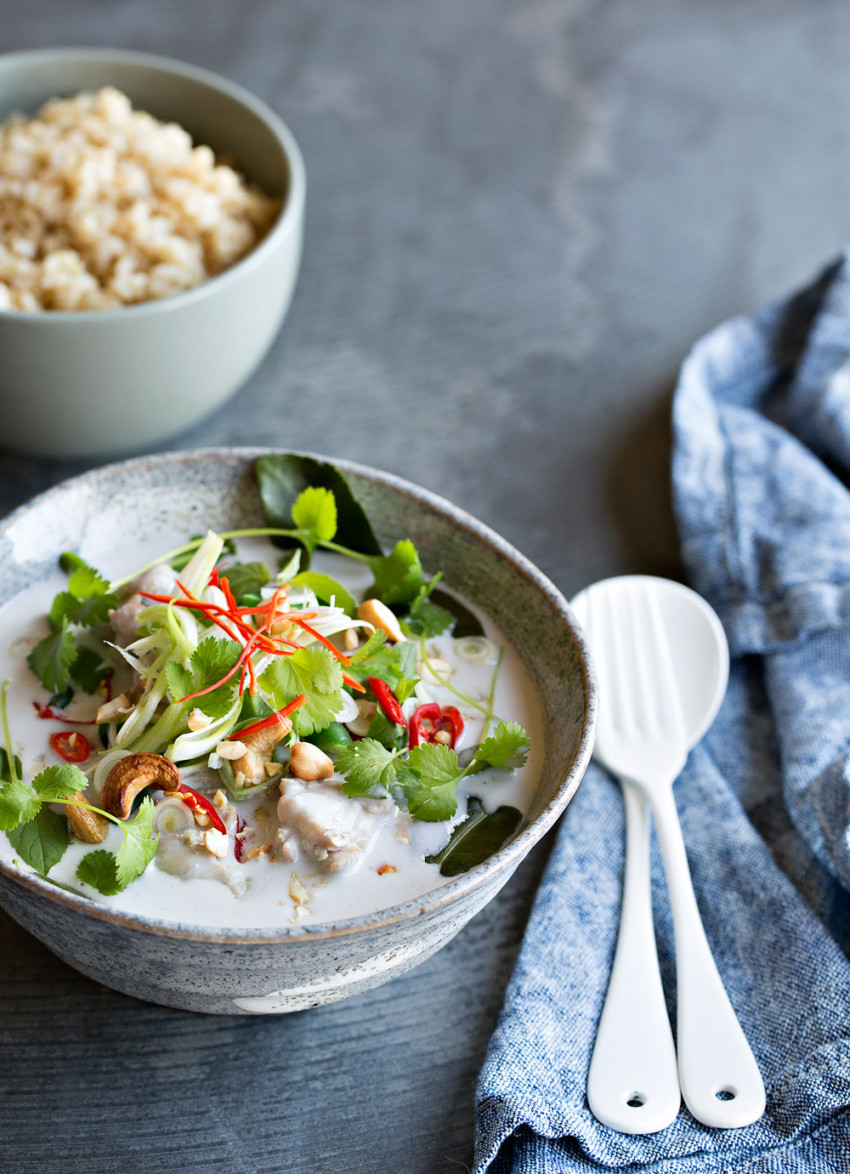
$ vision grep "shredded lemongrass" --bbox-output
[417,637,506,724]
[0,679,17,781]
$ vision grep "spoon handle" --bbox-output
[587,780,680,1133]
[649,783,766,1128]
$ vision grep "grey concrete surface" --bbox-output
[2,2,850,1171]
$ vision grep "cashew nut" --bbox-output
[229,718,293,787]
[289,741,334,782]
[99,752,182,820]
[356,598,404,644]
[65,792,108,843]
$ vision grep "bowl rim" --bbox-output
[0,46,306,323]
[0,447,597,943]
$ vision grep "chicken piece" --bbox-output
[109,563,179,646]
[277,778,377,874]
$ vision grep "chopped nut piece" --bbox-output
[289,741,334,782]
[357,598,404,643]
[216,739,247,760]
[203,829,228,858]
[187,708,212,732]
[96,693,131,723]
[264,761,284,778]
[212,789,228,809]
[289,872,311,905]
[193,810,211,828]
[377,864,397,876]
[395,827,411,845]
[344,627,360,651]
[289,904,310,923]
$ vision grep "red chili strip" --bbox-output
[49,731,91,763]
[178,638,256,703]
[234,813,247,862]
[227,695,307,740]
[288,617,352,665]
[342,672,366,694]
[369,678,407,727]
[409,703,464,749]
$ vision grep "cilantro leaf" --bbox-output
[219,561,271,601]
[466,721,531,774]
[165,638,241,719]
[32,763,88,801]
[49,559,117,629]
[292,571,357,617]
[115,797,158,889]
[8,807,69,875]
[395,743,464,822]
[347,633,417,689]
[291,486,338,544]
[366,710,407,750]
[27,620,77,693]
[164,661,192,703]
[259,645,343,736]
[0,778,40,831]
[368,540,425,607]
[76,850,122,896]
[400,575,454,638]
[402,596,454,638]
[338,739,400,799]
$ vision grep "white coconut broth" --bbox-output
[0,537,542,929]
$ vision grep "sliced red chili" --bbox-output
[368,678,406,727]
[33,701,95,724]
[409,703,464,749]
[50,731,92,763]
[159,784,226,835]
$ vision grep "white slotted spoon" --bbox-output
[572,575,765,1133]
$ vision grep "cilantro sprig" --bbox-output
[336,720,531,822]
[0,756,158,891]
[0,684,157,890]
[28,554,117,694]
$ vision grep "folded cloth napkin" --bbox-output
[474,253,850,1173]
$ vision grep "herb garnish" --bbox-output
[336,720,530,822]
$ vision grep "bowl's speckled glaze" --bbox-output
[0,449,596,1014]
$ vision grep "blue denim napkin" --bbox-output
[474,254,850,1173]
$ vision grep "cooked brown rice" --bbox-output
[0,87,280,311]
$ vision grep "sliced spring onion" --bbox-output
[453,636,496,665]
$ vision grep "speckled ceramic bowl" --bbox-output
[0,449,596,1014]
[0,48,305,458]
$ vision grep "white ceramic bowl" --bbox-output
[0,449,597,1014]
[0,49,305,457]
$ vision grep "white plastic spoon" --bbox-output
[572,576,764,1132]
